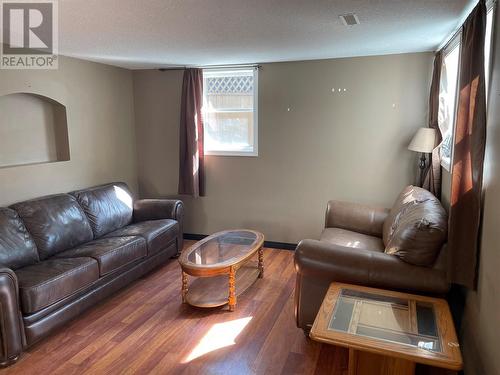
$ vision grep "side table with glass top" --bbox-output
[310,283,462,375]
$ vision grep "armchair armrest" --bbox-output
[325,200,390,237]
[0,267,24,365]
[133,199,184,251]
[294,239,449,294]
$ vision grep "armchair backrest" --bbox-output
[383,185,448,267]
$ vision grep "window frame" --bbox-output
[202,67,259,157]
[485,1,496,104]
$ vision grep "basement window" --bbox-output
[202,68,258,156]
[439,3,495,171]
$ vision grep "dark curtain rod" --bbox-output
[158,64,262,72]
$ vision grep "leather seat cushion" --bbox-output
[10,194,94,260]
[384,186,447,266]
[320,228,384,252]
[54,236,147,276]
[70,183,133,238]
[104,219,178,255]
[0,208,39,269]
[15,257,99,314]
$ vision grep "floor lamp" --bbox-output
[408,128,438,187]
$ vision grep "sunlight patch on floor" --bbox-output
[182,317,253,363]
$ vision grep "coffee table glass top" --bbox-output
[184,230,262,267]
[329,288,441,352]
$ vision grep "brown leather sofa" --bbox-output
[0,182,183,365]
[294,186,449,334]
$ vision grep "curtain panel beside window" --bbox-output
[178,68,206,197]
[448,0,487,289]
[423,52,443,198]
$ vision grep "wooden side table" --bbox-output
[310,283,463,375]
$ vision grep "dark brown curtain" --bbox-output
[423,52,443,198]
[448,1,487,288]
[178,68,205,197]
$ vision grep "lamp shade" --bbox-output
[408,128,437,153]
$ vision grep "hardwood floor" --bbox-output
[5,242,348,375]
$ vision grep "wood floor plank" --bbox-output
[253,293,304,374]
[7,241,444,375]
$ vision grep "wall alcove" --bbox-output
[0,93,70,168]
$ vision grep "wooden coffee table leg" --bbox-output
[228,266,236,311]
[181,271,188,303]
[258,246,264,278]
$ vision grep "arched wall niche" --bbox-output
[0,92,70,168]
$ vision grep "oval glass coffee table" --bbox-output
[178,229,264,311]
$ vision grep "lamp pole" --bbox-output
[419,153,427,187]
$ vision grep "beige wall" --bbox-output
[0,55,138,206]
[134,52,432,243]
[458,7,500,375]
[0,93,70,168]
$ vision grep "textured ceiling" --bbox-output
[59,0,476,70]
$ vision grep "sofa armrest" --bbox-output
[133,199,184,251]
[325,200,390,237]
[294,239,449,294]
[133,199,183,222]
[0,267,24,365]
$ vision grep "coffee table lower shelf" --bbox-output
[184,263,260,309]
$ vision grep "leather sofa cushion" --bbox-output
[70,183,133,238]
[54,236,147,276]
[0,208,39,269]
[15,257,99,314]
[320,228,384,252]
[105,219,178,255]
[384,186,447,266]
[11,195,94,260]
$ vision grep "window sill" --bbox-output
[205,150,258,157]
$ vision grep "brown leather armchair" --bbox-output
[294,186,449,334]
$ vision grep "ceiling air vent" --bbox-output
[339,13,360,26]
